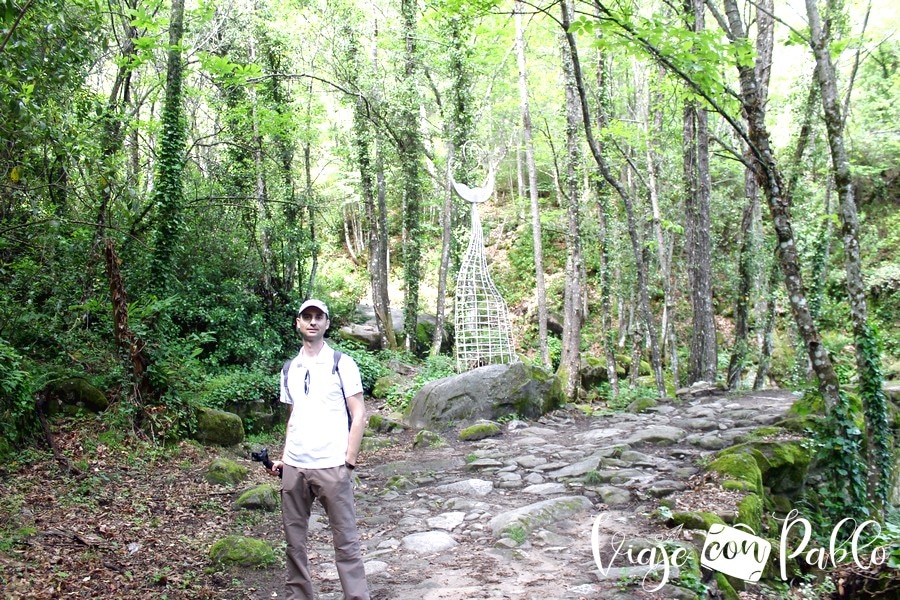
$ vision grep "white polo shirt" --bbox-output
[280,343,364,469]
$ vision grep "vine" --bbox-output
[809,389,869,518]
[857,322,892,507]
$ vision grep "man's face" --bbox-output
[296,308,329,341]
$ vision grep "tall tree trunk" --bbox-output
[593,16,619,395]
[432,154,454,356]
[806,0,891,507]
[754,258,780,390]
[248,34,274,306]
[375,139,394,342]
[515,0,550,368]
[721,0,840,402]
[596,192,619,395]
[683,0,716,385]
[433,10,475,357]
[558,0,585,401]
[399,0,422,352]
[727,0,774,389]
[560,5,666,397]
[346,25,396,350]
[149,0,186,293]
[645,65,678,388]
[303,141,317,297]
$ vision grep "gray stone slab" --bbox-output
[489,495,593,538]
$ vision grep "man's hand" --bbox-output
[270,460,284,476]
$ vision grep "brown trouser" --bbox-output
[281,464,369,600]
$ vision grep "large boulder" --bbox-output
[194,407,245,446]
[44,378,109,415]
[406,362,563,429]
[337,323,383,351]
[338,304,405,350]
[224,399,285,434]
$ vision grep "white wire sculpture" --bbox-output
[452,169,517,371]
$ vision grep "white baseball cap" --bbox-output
[297,299,329,317]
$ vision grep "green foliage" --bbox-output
[384,354,456,413]
[570,10,746,112]
[330,340,389,395]
[503,524,527,545]
[596,383,658,412]
[0,341,38,455]
[547,336,562,372]
[198,369,277,410]
[309,259,366,328]
[801,390,869,520]
[856,322,892,505]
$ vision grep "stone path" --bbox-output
[255,388,798,599]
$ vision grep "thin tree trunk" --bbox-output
[303,142,317,297]
[560,5,666,397]
[374,138,395,347]
[432,153,454,356]
[629,311,643,387]
[593,25,619,395]
[248,35,274,305]
[727,0,773,389]
[754,259,779,390]
[433,10,475,357]
[515,0,550,368]
[149,0,186,293]
[645,65,678,387]
[683,0,716,385]
[806,0,891,506]
[558,0,584,400]
[596,193,619,395]
[400,0,422,353]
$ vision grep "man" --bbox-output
[271,299,370,600]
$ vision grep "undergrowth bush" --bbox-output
[385,354,456,412]
[199,369,277,409]
[331,339,389,395]
[0,340,37,457]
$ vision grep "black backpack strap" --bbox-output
[332,350,352,430]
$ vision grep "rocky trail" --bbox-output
[236,387,800,600]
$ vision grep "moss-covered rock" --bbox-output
[717,440,812,496]
[209,535,277,567]
[668,511,726,531]
[386,475,415,491]
[714,572,740,600]
[360,435,394,452]
[367,414,407,434]
[206,457,248,486]
[413,430,444,449]
[195,407,245,446]
[44,377,109,415]
[721,480,757,493]
[458,421,501,442]
[627,397,657,413]
[736,493,763,533]
[236,484,279,512]
[372,375,404,400]
[708,452,764,498]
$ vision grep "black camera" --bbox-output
[250,448,282,477]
